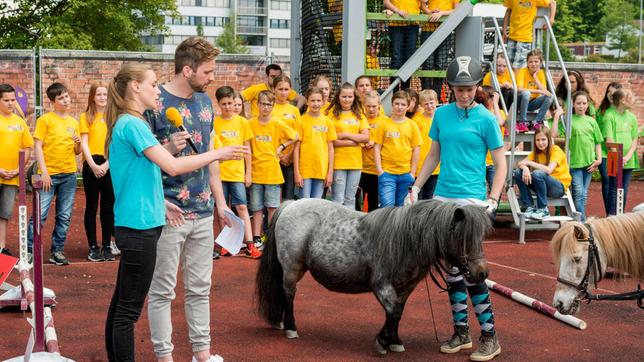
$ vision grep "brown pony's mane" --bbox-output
[551,212,644,280]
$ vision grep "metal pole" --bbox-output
[290,0,302,92]
[31,174,45,352]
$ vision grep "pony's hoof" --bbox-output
[389,344,405,353]
[272,322,284,330]
[374,339,387,355]
[286,329,299,339]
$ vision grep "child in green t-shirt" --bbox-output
[552,91,602,221]
[603,89,639,215]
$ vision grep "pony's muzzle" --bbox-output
[465,259,489,284]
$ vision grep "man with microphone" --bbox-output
[146,36,235,362]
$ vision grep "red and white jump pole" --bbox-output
[2,151,73,361]
[486,279,587,330]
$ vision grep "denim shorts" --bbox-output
[506,40,532,69]
[0,184,18,220]
[249,184,281,212]
[221,181,247,206]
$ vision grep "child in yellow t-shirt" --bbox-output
[514,127,570,220]
[29,82,81,265]
[502,0,556,69]
[240,64,304,118]
[79,82,115,261]
[413,89,439,199]
[294,87,337,198]
[0,84,34,256]
[483,53,514,109]
[327,82,370,208]
[359,91,388,212]
[355,75,386,117]
[312,74,333,114]
[249,90,298,244]
[374,90,422,207]
[271,75,301,200]
[516,48,554,131]
[214,86,256,256]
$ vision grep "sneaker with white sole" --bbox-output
[49,251,70,266]
[530,207,550,220]
[110,239,121,255]
[440,325,472,354]
[192,355,224,362]
[469,331,501,361]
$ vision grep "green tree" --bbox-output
[600,0,637,60]
[196,23,205,37]
[607,24,638,60]
[216,15,249,54]
[0,0,177,50]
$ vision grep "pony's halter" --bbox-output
[556,224,603,299]
[429,236,486,292]
[556,223,644,308]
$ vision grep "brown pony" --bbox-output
[551,212,644,315]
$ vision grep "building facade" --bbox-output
[142,0,292,56]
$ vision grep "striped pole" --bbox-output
[486,279,587,330]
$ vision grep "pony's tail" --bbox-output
[255,202,288,326]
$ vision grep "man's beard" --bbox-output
[188,76,207,93]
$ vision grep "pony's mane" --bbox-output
[551,212,644,279]
[360,200,491,274]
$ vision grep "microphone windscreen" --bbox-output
[165,107,183,128]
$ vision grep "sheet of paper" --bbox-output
[0,253,18,286]
[214,209,245,255]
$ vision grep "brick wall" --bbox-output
[0,49,289,123]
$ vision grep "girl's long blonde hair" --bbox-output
[104,63,153,158]
[84,82,106,125]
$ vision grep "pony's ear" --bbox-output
[454,208,466,222]
[573,224,586,239]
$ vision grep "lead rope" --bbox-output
[424,276,440,342]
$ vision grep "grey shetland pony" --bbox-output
[256,198,492,355]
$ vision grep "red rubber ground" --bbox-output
[1,182,642,361]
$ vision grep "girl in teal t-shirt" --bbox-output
[103,63,244,361]
[603,89,639,215]
[555,91,602,221]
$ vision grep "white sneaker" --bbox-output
[110,239,121,255]
[192,355,224,362]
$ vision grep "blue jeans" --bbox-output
[378,172,415,207]
[607,168,633,215]
[598,158,610,215]
[299,179,324,199]
[513,169,564,209]
[518,91,553,123]
[27,173,77,253]
[569,167,593,221]
[389,25,419,89]
[486,165,495,194]
[221,181,247,206]
[332,170,361,208]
